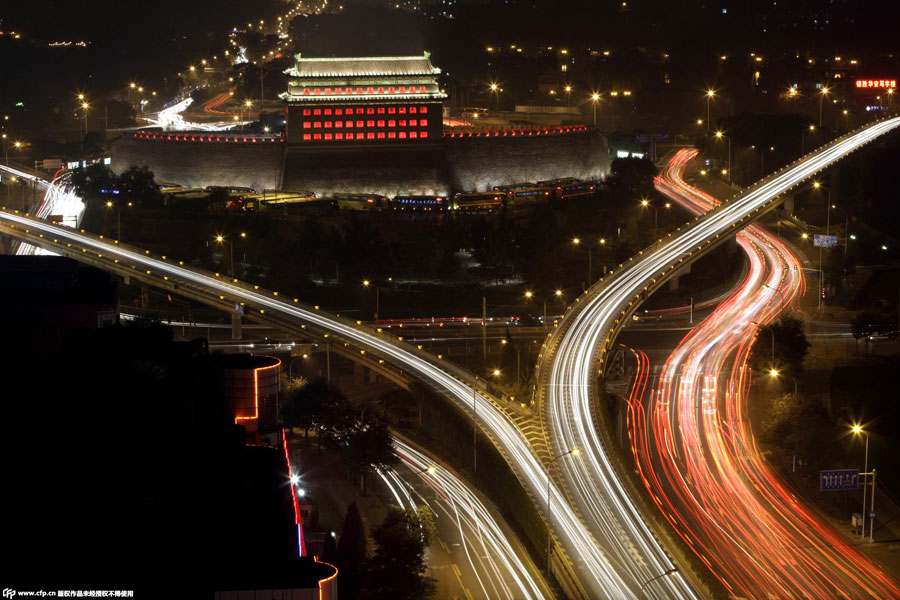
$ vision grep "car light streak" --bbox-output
[380,438,548,600]
[539,115,900,599]
[624,148,900,597]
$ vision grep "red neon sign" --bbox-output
[855,79,897,89]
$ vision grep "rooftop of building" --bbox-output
[286,52,441,79]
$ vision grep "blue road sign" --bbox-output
[820,469,860,491]
[813,234,838,248]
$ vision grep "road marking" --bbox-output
[452,563,461,577]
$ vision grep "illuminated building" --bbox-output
[281,52,446,145]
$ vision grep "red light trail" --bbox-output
[626,149,900,597]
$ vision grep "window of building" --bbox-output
[302,122,311,129]
[410,131,418,138]
[302,109,311,116]
[324,88,331,95]
[399,132,407,139]
[420,106,428,113]
[421,131,428,138]
[324,108,332,115]
[377,132,385,139]
[388,132,396,139]
[377,107,385,114]
[324,133,332,140]
[335,108,343,115]
[313,109,322,115]
[366,108,375,115]
[419,85,426,92]
[346,121,354,128]
[336,133,344,140]
[399,107,407,114]
[324,121,332,128]
[335,121,343,128]
[356,120,364,128]
[367,87,374,94]
[377,120,385,127]
[399,120,407,127]
[409,119,417,127]
[410,107,418,114]
[388,107,396,114]
[356,108,364,115]
[366,132,374,139]
[366,120,375,127]
[303,134,311,141]
[313,133,322,140]
[313,121,321,129]
[388,120,396,127]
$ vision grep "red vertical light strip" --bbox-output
[282,427,306,557]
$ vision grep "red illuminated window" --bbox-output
[302,122,311,129]
[399,107,407,114]
[324,108,332,115]
[324,133,332,140]
[367,87,374,94]
[388,107,396,114]
[410,131,418,139]
[313,133,322,140]
[356,87,363,94]
[335,121,343,128]
[367,132,374,139]
[388,132,396,139]
[302,109,311,116]
[409,119,417,126]
[356,108,364,115]
[377,107,385,114]
[324,88,331,95]
[400,120,407,127]
[336,133,343,140]
[419,86,426,92]
[378,87,385,93]
[336,108,343,115]
[356,120,364,128]
[399,86,406,93]
[420,106,428,113]
[367,108,375,115]
[303,134,311,141]
[313,122,321,129]
[314,109,322,115]
[410,107,418,114]
[421,131,428,138]
[377,120,385,127]
[367,120,375,127]
[324,121,332,128]
[388,120,396,127]
[399,132,407,139]
[388,87,395,93]
[346,120,354,128]
[377,132,385,139]
[346,87,353,94]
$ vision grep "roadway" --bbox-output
[624,148,900,598]
[536,114,900,599]
[382,436,553,600]
[0,205,645,598]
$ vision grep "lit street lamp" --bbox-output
[819,87,830,127]
[591,93,600,126]
[705,89,715,134]
[81,101,89,135]
[714,131,731,182]
[546,447,579,574]
[214,232,245,278]
[851,425,876,543]
[489,83,500,113]
[564,85,572,108]
[768,368,798,395]
[362,279,380,321]
[525,289,564,328]
[106,201,121,240]
[802,124,816,154]
[812,182,831,309]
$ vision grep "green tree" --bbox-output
[760,393,836,465]
[749,316,811,375]
[343,416,397,495]
[365,507,436,600]
[71,164,117,208]
[609,157,658,201]
[119,165,162,209]
[337,502,368,600]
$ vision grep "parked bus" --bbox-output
[556,181,598,199]
[390,195,447,211]
[451,192,506,212]
[493,182,536,195]
[537,177,580,187]
[334,193,387,211]
[507,186,555,206]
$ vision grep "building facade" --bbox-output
[281,53,446,145]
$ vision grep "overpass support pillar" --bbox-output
[726,233,739,254]
[231,314,242,340]
[668,263,692,291]
[141,287,150,309]
[782,195,795,214]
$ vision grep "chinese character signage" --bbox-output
[855,79,897,89]
[820,469,860,491]
[813,234,838,248]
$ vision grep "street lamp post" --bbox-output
[714,131,731,182]
[362,279,380,321]
[546,447,579,574]
[106,201,120,240]
[591,93,600,126]
[813,182,831,309]
[830,203,849,254]
[215,235,234,278]
[769,369,798,395]
[819,87,830,127]
[706,89,715,134]
[639,568,679,599]
[490,83,500,113]
[851,425,873,541]
[802,125,816,154]
[564,85,572,108]
[81,102,89,136]
[525,289,563,329]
